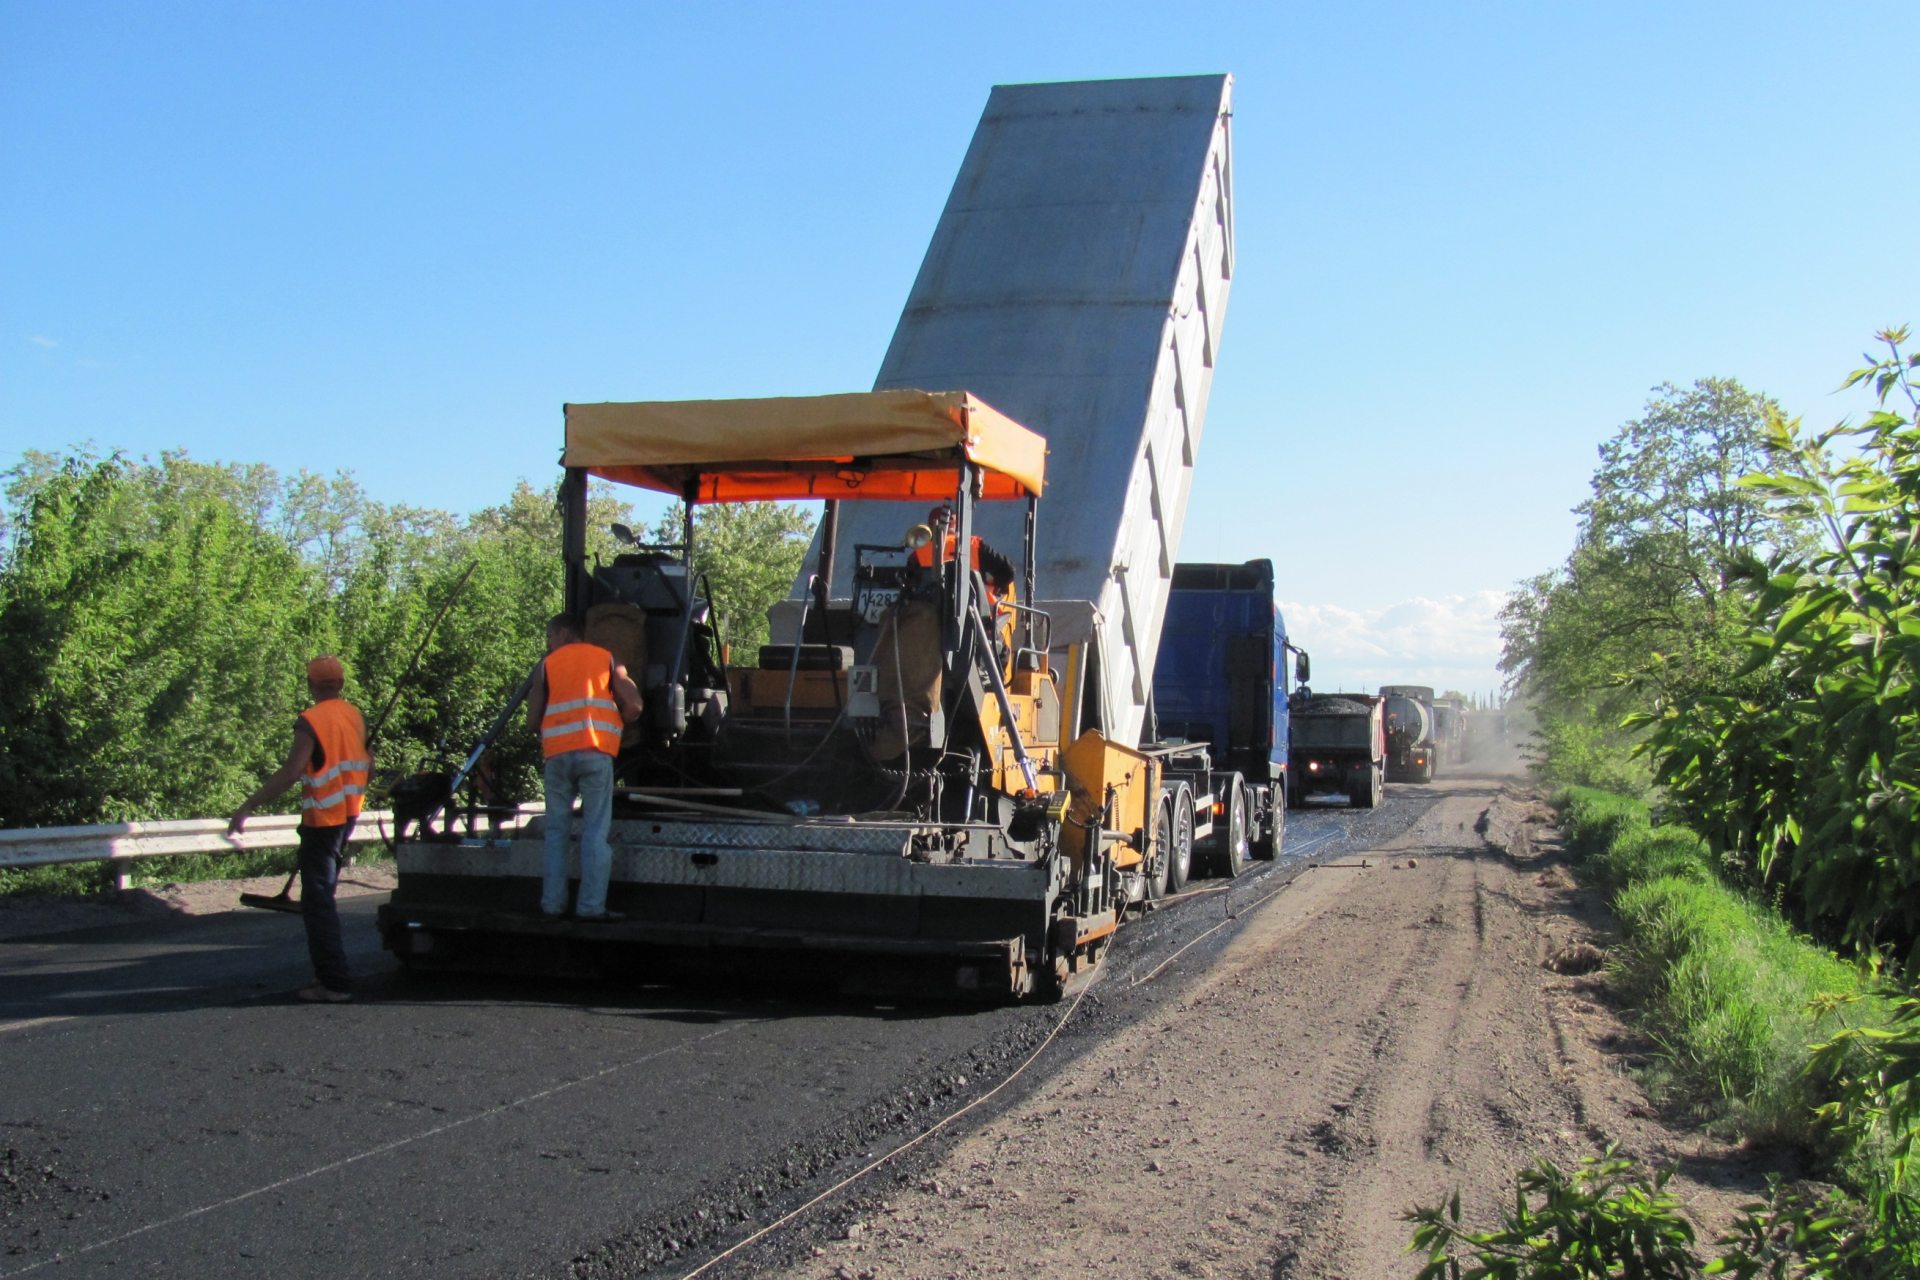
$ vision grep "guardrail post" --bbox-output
[103,857,132,893]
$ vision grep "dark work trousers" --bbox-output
[297,819,355,993]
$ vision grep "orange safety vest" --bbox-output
[912,534,1008,605]
[299,699,370,828]
[911,533,983,573]
[541,642,623,758]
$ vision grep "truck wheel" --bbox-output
[1215,777,1248,878]
[1145,795,1173,903]
[1372,766,1384,807]
[1165,786,1195,894]
[1253,786,1282,859]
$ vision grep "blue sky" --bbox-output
[5,1,1915,699]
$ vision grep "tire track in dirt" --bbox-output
[717,782,1770,1280]
[726,786,1535,1280]
[1274,797,1593,1279]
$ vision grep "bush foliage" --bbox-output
[0,450,814,842]
[1631,329,1920,960]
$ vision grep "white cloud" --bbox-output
[1278,590,1509,701]
[28,334,57,349]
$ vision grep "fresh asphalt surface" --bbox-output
[0,790,1443,1279]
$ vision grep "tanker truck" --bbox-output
[1432,696,1466,766]
[1380,684,1437,783]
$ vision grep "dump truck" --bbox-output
[1287,692,1385,807]
[1149,560,1307,880]
[1380,683,1437,783]
[377,74,1240,998]
[779,73,1241,904]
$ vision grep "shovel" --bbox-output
[239,868,303,914]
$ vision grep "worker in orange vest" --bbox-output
[228,655,372,1003]
[912,504,1017,607]
[525,614,643,921]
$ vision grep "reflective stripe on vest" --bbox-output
[910,533,983,572]
[542,643,622,758]
[300,699,370,828]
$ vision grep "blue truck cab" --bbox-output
[1147,559,1308,879]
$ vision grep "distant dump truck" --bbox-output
[1287,693,1385,807]
[1380,683,1437,783]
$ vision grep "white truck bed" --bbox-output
[784,74,1237,750]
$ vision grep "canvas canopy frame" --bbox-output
[558,390,1048,662]
[561,390,1046,504]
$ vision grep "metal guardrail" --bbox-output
[0,808,539,890]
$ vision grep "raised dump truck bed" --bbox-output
[787,74,1236,752]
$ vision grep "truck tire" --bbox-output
[1251,782,1282,859]
[1145,795,1173,903]
[1165,785,1195,895]
[1213,776,1249,878]
[1353,766,1379,809]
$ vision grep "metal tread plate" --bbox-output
[397,839,1051,901]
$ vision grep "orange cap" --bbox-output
[307,655,345,683]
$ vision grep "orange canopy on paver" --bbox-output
[562,390,1046,502]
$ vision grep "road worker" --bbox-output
[227,655,372,1003]
[911,503,1017,609]
[524,614,643,921]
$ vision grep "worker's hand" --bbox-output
[226,808,250,837]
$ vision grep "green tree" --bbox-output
[1500,379,1797,793]
[649,501,816,654]
[0,447,681,830]
[0,455,332,825]
[1636,328,1920,955]
[348,478,645,803]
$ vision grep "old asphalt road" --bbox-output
[0,790,1441,1279]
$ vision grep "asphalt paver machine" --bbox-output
[379,391,1162,997]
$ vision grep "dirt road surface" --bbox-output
[731,779,1762,1280]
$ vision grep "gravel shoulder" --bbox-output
[750,780,1771,1280]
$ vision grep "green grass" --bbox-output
[1559,786,1652,859]
[1610,871,1874,1147]
[1557,787,1897,1165]
[1590,825,1715,895]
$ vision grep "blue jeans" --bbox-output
[542,750,615,916]
[298,819,354,992]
